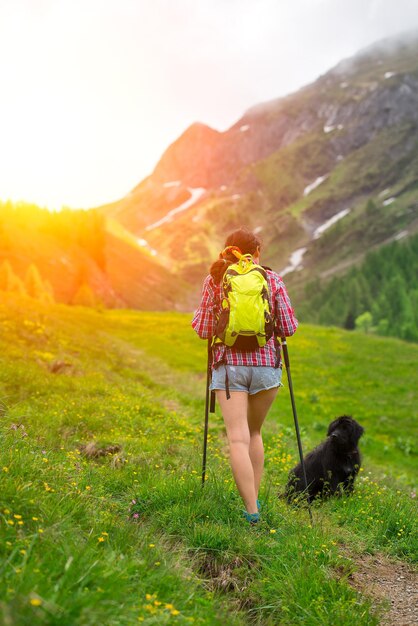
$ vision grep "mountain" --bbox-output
[99,31,418,306]
[2,33,418,316]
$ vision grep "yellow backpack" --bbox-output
[215,253,274,351]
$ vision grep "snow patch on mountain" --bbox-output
[383,197,395,206]
[379,188,391,198]
[304,175,328,196]
[145,187,206,231]
[313,208,351,239]
[279,208,351,277]
[137,238,157,256]
[280,248,307,277]
[324,124,344,134]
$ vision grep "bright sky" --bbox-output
[1,0,418,210]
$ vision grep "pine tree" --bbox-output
[41,280,55,305]
[25,264,46,300]
[0,260,14,291]
[0,260,27,295]
[72,283,97,307]
[355,311,373,334]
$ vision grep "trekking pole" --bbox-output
[281,337,313,523]
[202,339,215,487]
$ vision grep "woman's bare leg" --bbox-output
[247,387,279,498]
[216,390,258,514]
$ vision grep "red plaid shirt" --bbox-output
[191,268,298,368]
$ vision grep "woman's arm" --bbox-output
[191,275,218,339]
[275,278,298,337]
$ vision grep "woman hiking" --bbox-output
[192,228,298,523]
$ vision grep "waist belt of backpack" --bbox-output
[213,349,231,400]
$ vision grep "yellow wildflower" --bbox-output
[14,515,22,520]
[97,536,105,543]
[30,598,42,606]
[171,609,180,616]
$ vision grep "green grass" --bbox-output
[0,295,417,625]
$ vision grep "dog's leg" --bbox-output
[342,472,356,494]
[327,472,345,497]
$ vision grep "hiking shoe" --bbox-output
[243,511,260,524]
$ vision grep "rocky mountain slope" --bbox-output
[99,31,418,307]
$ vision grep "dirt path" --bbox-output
[347,552,418,625]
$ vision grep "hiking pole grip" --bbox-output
[201,339,211,487]
[210,390,216,413]
[208,342,216,414]
[281,337,313,523]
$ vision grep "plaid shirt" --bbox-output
[191,268,298,368]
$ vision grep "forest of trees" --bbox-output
[0,202,107,305]
[300,233,418,343]
[0,260,55,303]
[0,202,106,271]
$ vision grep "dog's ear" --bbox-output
[327,417,340,436]
[356,422,365,439]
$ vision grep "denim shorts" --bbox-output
[210,365,283,395]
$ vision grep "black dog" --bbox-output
[285,415,364,503]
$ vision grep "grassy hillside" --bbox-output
[0,296,416,625]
